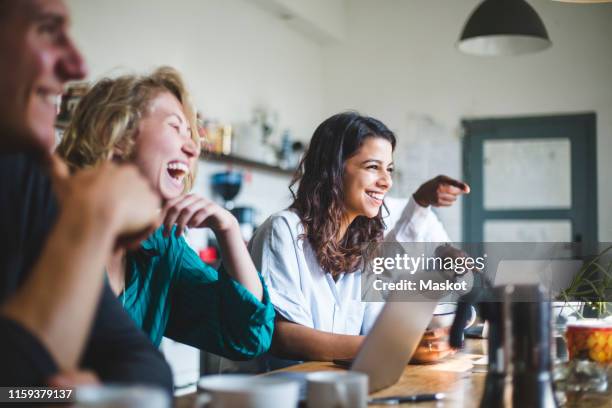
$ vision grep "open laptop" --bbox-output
[268,295,437,395]
[349,297,437,392]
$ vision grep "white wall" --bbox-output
[67,0,324,135]
[250,0,347,41]
[321,0,612,242]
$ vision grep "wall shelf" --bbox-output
[200,152,296,176]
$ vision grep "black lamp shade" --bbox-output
[458,0,552,56]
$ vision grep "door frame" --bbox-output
[462,113,597,243]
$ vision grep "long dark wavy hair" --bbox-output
[290,112,396,276]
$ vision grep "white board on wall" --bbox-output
[392,113,461,199]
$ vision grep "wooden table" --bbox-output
[175,340,485,408]
[176,339,612,407]
[273,339,486,408]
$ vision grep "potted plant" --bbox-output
[558,245,612,319]
[558,245,612,364]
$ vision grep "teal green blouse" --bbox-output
[118,226,275,360]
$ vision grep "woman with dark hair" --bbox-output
[249,112,469,366]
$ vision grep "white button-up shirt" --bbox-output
[248,197,450,336]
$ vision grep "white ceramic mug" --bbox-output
[75,385,169,408]
[306,371,368,408]
[196,374,299,408]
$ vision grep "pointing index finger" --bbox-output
[439,175,470,194]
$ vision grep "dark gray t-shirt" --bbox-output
[0,152,173,390]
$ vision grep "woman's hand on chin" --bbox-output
[162,194,238,237]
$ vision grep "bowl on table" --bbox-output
[411,303,476,364]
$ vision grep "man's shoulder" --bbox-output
[0,152,51,193]
[0,151,44,169]
[0,152,32,171]
[0,152,57,299]
[0,151,55,208]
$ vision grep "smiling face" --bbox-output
[342,137,394,221]
[0,0,87,151]
[131,91,198,200]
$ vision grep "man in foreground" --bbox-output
[0,0,173,390]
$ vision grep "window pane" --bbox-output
[484,219,572,242]
[483,139,571,209]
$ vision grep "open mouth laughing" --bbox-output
[166,161,190,187]
[366,190,385,206]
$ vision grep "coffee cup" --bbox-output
[196,374,299,408]
[306,371,368,408]
[75,385,169,408]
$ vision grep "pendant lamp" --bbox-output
[458,0,552,56]
[553,0,612,3]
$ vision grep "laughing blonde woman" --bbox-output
[56,67,274,359]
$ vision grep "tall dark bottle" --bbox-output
[451,284,558,408]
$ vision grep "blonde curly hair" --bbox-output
[56,66,200,191]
